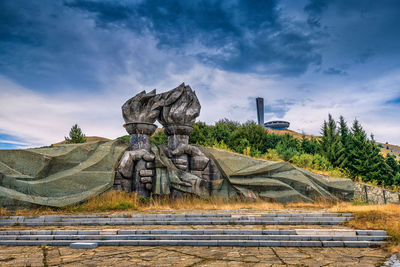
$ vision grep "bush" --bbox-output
[276,142,300,161]
[263,149,281,161]
[393,173,400,186]
[117,135,130,143]
[310,153,333,171]
[212,140,233,151]
[151,130,168,145]
[289,153,314,169]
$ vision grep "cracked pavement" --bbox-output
[0,245,390,266]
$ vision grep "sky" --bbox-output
[1,0,400,149]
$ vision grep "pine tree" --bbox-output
[347,119,389,184]
[301,136,319,154]
[65,124,86,144]
[385,154,399,185]
[337,115,350,169]
[319,114,347,167]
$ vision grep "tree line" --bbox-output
[151,116,400,187]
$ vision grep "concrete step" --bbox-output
[0,213,354,220]
[0,234,387,241]
[0,213,353,226]
[0,229,387,247]
[0,239,386,247]
[0,229,386,236]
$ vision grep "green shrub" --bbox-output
[289,153,314,169]
[151,130,168,145]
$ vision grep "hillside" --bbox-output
[378,142,400,157]
[52,129,399,158]
[52,136,111,146]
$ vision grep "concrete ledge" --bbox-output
[70,242,98,249]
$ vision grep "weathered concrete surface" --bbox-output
[200,147,355,203]
[1,136,399,209]
[0,140,127,209]
[0,245,390,266]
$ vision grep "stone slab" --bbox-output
[70,242,98,249]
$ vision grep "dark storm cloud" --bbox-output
[0,0,190,92]
[1,0,400,93]
[304,0,330,28]
[304,0,400,66]
[65,0,321,75]
[0,1,102,91]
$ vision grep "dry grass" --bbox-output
[265,128,316,140]
[52,136,111,146]
[331,203,400,254]
[0,191,335,216]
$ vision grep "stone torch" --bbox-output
[120,90,161,197]
[158,83,201,171]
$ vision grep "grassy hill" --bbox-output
[52,136,111,146]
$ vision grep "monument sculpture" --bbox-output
[114,83,211,198]
[113,83,355,202]
[3,82,399,209]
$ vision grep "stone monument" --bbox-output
[113,83,356,202]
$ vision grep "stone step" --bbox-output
[0,213,354,226]
[0,239,386,247]
[0,234,387,241]
[0,229,387,247]
[0,213,353,220]
[0,229,386,236]
[0,221,350,226]
[0,218,352,226]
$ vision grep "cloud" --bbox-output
[323,67,347,75]
[0,76,129,147]
[0,0,195,92]
[283,71,400,144]
[1,0,400,148]
[304,0,330,27]
[65,0,321,76]
[2,65,400,148]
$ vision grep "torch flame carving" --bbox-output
[158,83,201,127]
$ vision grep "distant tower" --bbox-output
[256,97,264,126]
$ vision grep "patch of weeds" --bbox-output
[351,199,367,206]
[138,196,149,205]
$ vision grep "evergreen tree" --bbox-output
[301,136,319,154]
[347,120,389,184]
[337,115,351,169]
[319,114,346,167]
[65,124,86,144]
[385,154,399,185]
